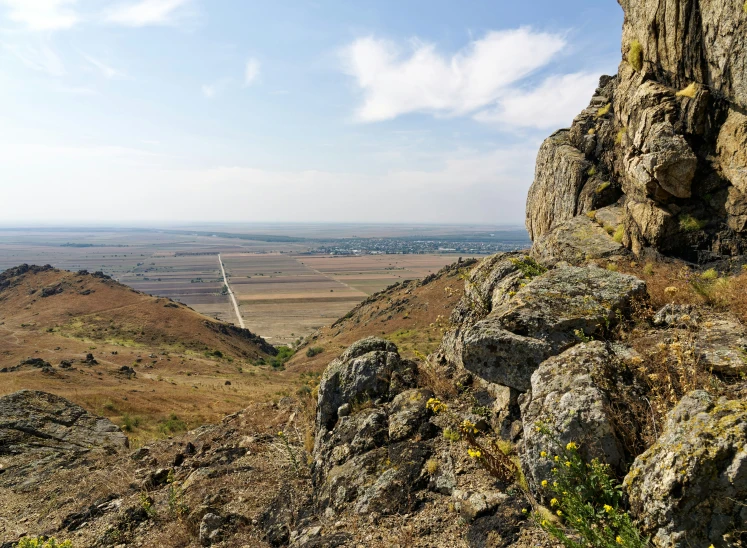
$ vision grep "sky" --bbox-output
[0,0,624,226]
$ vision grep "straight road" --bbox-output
[218,254,245,329]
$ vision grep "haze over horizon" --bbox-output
[1,0,623,225]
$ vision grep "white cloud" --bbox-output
[0,0,79,31]
[244,57,260,86]
[81,52,126,79]
[105,0,192,27]
[3,41,65,76]
[342,28,566,122]
[475,72,600,129]
[201,78,231,99]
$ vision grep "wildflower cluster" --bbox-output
[426,397,447,414]
[533,425,648,548]
[16,539,73,548]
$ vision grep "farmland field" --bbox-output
[0,224,528,344]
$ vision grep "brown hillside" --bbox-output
[0,265,302,441]
[287,258,474,372]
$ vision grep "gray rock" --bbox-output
[696,316,747,375]
[521,342,626,494]
[459,490,509,522]
[0,390,128,488]
[652,304,700,328]
[387,388,434,443]
[624,391,747,547]
[530,214,625,266]
[199,512,223,546]
[315,337,411,432]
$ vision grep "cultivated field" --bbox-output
[0,227,469,344]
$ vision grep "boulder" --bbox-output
[521,342,626,494]
[0,390,128,488]
[530,214,625,266]
[624,391,747,547]
[526,130,590,240]
[696,316,747,375]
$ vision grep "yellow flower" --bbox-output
[566,441,578,451]
[521,508,528,514]
[550,498,558,507]
[551,468,558,474]
[616,536,623,545]
[565,461,572,467]
[540,451,547,458]
[604,504,613,513]
[467,448,482,459]
[556,510,562,516]
[541,520,548,527]
[541,480,548,487]
[461,420,478,434]
[426,398,447,414]
[554,455,560,462]
[535,426,541,432]
[277,431,284,436]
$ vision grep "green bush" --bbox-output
[679,214,707,232]
[613,225,625,244]
[532,426,648,548]
[270,345,295,369]
[16,538,73,548]
[159,413,187,435]
[122,414,141,432]
[305,346,324,358]
[628,40,643,71]
[509,256,547,280]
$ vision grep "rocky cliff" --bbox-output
[527,0,747,263]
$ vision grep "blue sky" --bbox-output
[0,0,623,225]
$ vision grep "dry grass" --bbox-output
[675,82,698,98]
[628,39,643,71]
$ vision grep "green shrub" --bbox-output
[628,40,643,71]
[122,414,141,432]
[443,428,461,442]
[532,426,649,548]
[595,181,611,194]
[305,346,324,358]
[679,214,707,232]
[613,225,625,244]
[270,345,295,369]
[700,268,718,280]
[595,103,611,118]
[159,413,187,435]
[509,256,547,280]
[16,538,73,548]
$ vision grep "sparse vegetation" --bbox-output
[595,181,611,194]
[510,256,547,280]
[675,82,697,98]
[679,214,707,232]
[596,103,611,118]
[587,166,597,177]
[158,413,187,435]
[613,225,625,243]
[532,427,648,548]
[305,346,324,358]
[628,39,643,71]
[615,126,627,145]
[15,538,73,548]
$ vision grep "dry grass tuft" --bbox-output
[628,39,643,71]
[675,82,698,98]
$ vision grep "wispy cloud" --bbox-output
[105,0,193,27]
[201,78,231,99]
[57,85,98,95]
[342,28,567,122]
[244,57,260,86]
[3,41,65,76]
[0,0,79,31]
[475,71,601,130]
[81,52,126,79]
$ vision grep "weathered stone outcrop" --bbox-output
[439,256,647,391]
[311,338,434,518]
[526,1,747,263]
[0,390,128,489]
[520,342,628,493]
[530,212,625,266]
[624,391,747,547]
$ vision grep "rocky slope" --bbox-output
[527,0,747,264]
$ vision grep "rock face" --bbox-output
[0,390,128,488]
[521,342,628,493]
[311,338,434,518]
[624,391,747,547]
[526,1,747,263]
[438,257,647,391]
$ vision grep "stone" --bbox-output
[624,391,747,547]
[696,316,747,375]
[526,130,590,240]
[521,343,627,494]
[387,388,434,443]
[717,108,747,195]
[459,490,508,522]
[530,214,625,266]
[199,512,223,546]
[652,304,700,328]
